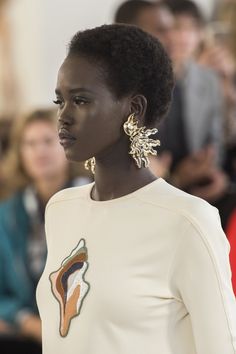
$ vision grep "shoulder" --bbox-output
[166,180,228,254]
[145,180,229,266]
[45,182,94,214]
[137,178,221,234]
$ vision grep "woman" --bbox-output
[37,25,236,354]
[0,108,91,352]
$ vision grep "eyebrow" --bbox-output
[55,88,95,95]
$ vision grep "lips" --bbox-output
[58,128,76,147]
[58,128,76,140]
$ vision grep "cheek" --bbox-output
[179,30,200,50]
[80,106,123,143]
[21,152,40,178]
[64,100,125,161]
[21,150,36,170]
[21,144,67,175]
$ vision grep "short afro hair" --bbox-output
[68,24,174,126]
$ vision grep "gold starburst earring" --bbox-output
[123,113,160,168]
[84,157,96,174]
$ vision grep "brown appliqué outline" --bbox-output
[49,238,90,337]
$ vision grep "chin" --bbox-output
[64,149,90,163]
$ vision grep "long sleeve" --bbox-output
[169,206,236,354]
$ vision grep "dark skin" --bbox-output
[55,55,158,201]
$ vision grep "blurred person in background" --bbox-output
[216,0,236,63]
[160,0,227,202]
[198,0,236,184]
[0,108,91,353]
[114,0,174,50]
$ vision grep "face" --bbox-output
[136,6,174,51]
[20,120,68,181]
[168,14,203,63]
[55,55,128,162]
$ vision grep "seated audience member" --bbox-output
[0,108,91,352]
[198,6,236,183]
[114,0,173,49]
[161,0,224,173]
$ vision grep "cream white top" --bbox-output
[36,177,236,354]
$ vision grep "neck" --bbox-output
[91,136,158,201]
[34,170,68,204]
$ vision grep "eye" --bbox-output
[53,98,64,107]
[73,96,89,106]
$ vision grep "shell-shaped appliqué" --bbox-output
[49,238,90,337]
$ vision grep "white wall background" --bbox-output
[7,0,217,112]
[8,0,123,112]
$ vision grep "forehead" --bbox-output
[174,14,200,28]
[23,120,55,134]
[137,6,174,28]
[56,55,108,94]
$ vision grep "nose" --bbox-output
[58,105,74,126]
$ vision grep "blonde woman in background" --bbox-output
[0,108,91,353]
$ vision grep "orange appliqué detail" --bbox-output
[49,238,90,337]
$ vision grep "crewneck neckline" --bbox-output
[86,177,164,205]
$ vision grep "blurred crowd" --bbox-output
[0,0,236,353]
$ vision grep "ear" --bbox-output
[129,94,147,126]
